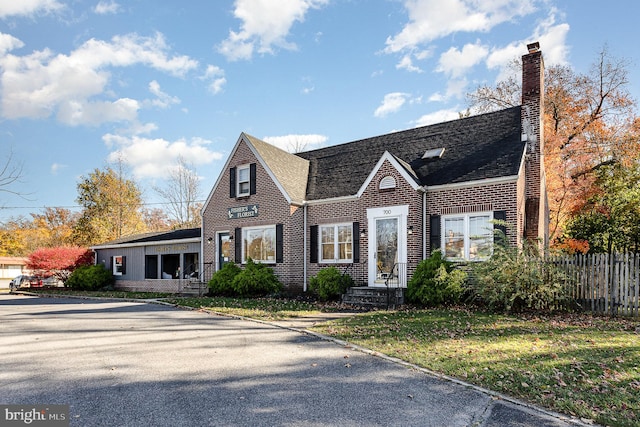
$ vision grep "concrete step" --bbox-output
[342,287,404,309]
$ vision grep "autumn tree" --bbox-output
[141,207,171,232]
[467,46,640,245]
[563,163,640,253]
[73,166,146,245]
[153,156,202,229]
[30,207,79,247]
[27,246,94,283]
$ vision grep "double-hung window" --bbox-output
[243,225,276,263]
[320,224,353,263]
[443,213,493,261]
[237,165,250,197]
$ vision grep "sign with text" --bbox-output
[228,204,259,219]
[1,405,69,426]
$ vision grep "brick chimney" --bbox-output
[521,41,548,246]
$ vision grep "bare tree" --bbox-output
[0,149,24,197]
[154,157,202,228]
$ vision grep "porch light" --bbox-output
[407,226,413,235]
[207,237,213,244]
[360,229,367,238]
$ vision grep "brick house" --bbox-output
[201,42,548,293]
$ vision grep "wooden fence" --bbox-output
[548,253,640,317]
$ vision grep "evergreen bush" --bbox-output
[208,262,241,296]
[231,258,282,297]
[66,264,114,291]
[406,250,466,306]
[309,267,354,301]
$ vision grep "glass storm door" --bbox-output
[375,217,398,284]
[218,233,231,271]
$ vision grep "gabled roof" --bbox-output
[92,228,201,248]
[296,106,524,200]
[243,133,309,204]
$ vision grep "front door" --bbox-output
[375,217,398,284]
[367,205,408,287]
[218,233,231,271]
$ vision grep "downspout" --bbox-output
[420,186,427,260]
[303,202,308,292]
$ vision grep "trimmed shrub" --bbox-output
[470,241,570,312]
[65,264,114,291]
[309,267,354,301]
[407,250,466,306]
[208,262,241,296]
[231,258,282,297]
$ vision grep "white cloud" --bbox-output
[0,33,24,56]
[374,92,411,118]
[57,98,139,126]
[413,108,461,127]
[436,42,488,78]
[532,8,570,66]
[218,0,329,61]
[94,1,120,15]
[396,54,422,73]
[147,80,180,108]
[201,65,226,94]
[385,0,536,54]
[0,0,63,18]
[103,134,224,178]
[50,163,67,175]
[262,134,327,152]
[0,32,198,125]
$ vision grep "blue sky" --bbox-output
[1,0,639,222]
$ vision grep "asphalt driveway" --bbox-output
[0,294,581,426]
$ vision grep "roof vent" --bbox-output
[379,176,396,190]
[422,147,445,159]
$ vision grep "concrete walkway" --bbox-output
[0,294,591,426]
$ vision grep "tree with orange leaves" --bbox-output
[468,46,640,248]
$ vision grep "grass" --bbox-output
[17,289,640,426]
[165,296,347,321]
[311,307,640,427]
[24,288,173,300]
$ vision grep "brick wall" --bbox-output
[521,42,545,242]
[426,180,519,253]
[201,138,304,290]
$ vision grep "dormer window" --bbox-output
[379,176,396,190]
[422,147,445,159]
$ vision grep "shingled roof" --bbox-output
[92,228,201,247]
[243,133,309,204]
[296,106,524,200]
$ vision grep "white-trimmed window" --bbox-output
[237,165,251,197]
[113,255,125,276]
[243,225,276,263]
[320,223,353,263]
[442,213,493,261]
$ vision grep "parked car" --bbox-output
[42,276,64,287]
[9,275,43,291]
